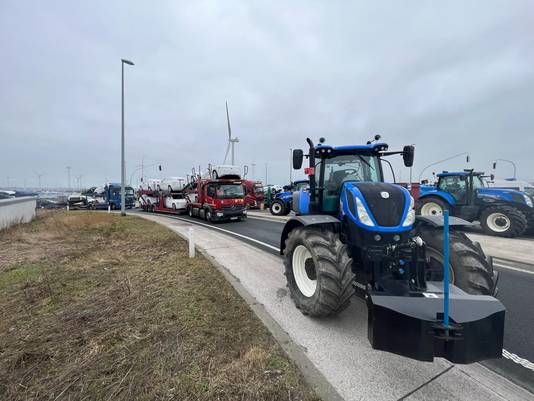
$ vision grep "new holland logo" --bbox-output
[380,191,390,199]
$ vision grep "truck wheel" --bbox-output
[480,206,527,238]
[172,204,177,211]
[283,226,354,317]
[417,197,449,216]
[270,200,286,216]
[419,227,495,295]
[205,209,213,222]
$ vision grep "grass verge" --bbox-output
[0,210,319,401]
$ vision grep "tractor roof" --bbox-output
[315,142,389,155]
[437,170,484,178]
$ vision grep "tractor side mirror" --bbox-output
[490,174,495,181]
[402,145,415,167]
[293,149,304,169]
[243,165,249,178]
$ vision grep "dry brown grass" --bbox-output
[0,211,319,401]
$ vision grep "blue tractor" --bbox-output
[280,136,504,363]
[417,171,533,237]
[269,180,309,216]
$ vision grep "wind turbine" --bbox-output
[223,101,239,165]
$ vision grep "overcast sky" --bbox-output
[1,1,533,189]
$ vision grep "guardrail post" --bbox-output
[188,227,195,258]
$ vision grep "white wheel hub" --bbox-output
[292,245,317,297]
[272,203,282,214]
[421,202,443,216]
[486,212,510,233]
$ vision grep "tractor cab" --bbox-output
[435,170,487,207]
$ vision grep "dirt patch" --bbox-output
[0,211,319,401]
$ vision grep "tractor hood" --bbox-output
[340,182,415,232]
[477,188,533,207]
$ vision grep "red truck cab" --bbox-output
[242,180,264,209]
[187,177,246,222]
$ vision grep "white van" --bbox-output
[160,177,186,192]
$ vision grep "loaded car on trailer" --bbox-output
[138,178,187,214]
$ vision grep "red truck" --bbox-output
[185,177,247,222]
[242,180,264,209]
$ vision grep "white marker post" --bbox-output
[66,204,70,212]
[108,204,111,214]
[188,227,195,258]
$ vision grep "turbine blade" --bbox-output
[226,101,232,139]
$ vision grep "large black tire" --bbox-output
[419,227,495,295]
[417,196,450,216]
[270,200,287,216]
[204,208,213,222]
[479,206,527,238]
[283,226,355,317]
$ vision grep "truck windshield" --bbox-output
[126,188,135,195]
[253,184,264,194]
[212,184,244,199]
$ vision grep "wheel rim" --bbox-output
[292,245,317,297]
[272,203,282,214]
[421,202,443,216]
[425,247,456,284]
[486,213,511,233]
[206,211,211,220]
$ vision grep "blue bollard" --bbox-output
[443,210,450,334]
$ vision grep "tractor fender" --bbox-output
[418,190,456,206]
[280,215,340,254]
[415,215,473,228]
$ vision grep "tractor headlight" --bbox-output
[524,194,533,207]
[355,197,375,226]
[402,196,416,227]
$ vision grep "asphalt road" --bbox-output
[135,210,534,393]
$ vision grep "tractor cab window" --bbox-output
[439,175,467,203]
[473,176,487,190]
[320,153,381,212]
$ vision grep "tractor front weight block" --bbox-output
[367,284,505,364]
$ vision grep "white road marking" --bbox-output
[493,263,534,276]
[170,216,280,252]
[502,349,534,372]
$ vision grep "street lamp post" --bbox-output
[121,58,134,217]
[493,159,517,179]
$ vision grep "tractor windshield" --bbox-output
[322,154,382,187]
[320,153,382,212]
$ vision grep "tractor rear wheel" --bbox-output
[417,196,449,217]
[479,206,527,237]
[283,226,354,317]
[419,227,495,295]
[270,200,286,216]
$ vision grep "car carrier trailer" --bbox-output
[138,186,187,214]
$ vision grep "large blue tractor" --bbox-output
[280,136,504,363]
[417,171,533,237]
[269,180,309,216]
